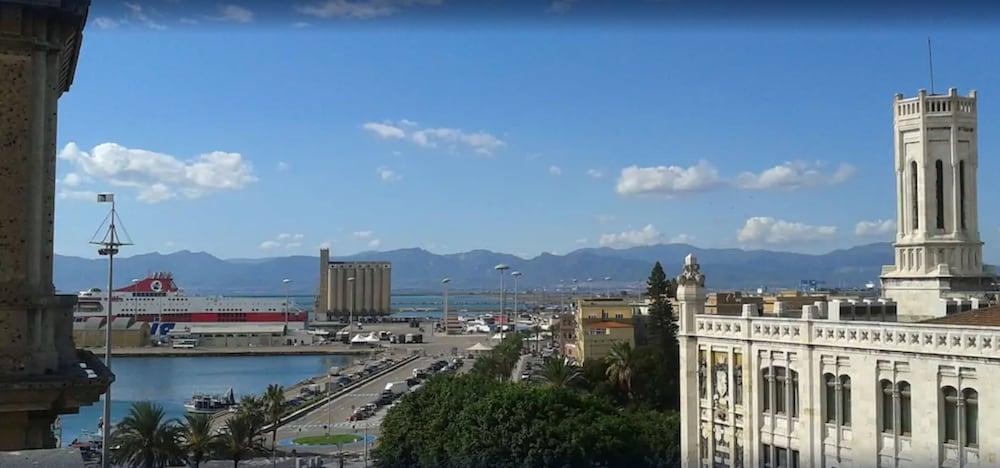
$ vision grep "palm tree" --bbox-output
[262,384,287,464]
[179,413,217,468]
[236,394,265,427]
[217,411,265,468]
[605,342,636,400]
[538,357,582,389]
[109,401,181,468]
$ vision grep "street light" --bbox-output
[441,278,451,335]
[347,277,356,331]
[90,193,131,468]
[282,278,292,325]
[511,271,522,329]
[604,276,612,297]
[494,264,509,340]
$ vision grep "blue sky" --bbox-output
[53,1,1000,262]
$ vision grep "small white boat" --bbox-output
[184,388,235,414]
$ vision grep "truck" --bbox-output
[384,381,410,395]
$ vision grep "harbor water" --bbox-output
[59,354,354,446]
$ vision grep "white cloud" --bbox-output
[277,161,290,171]
[122,2,167,30]
[363,120,505,156]
[57,189,98,202]
[368,238,382,248]
[164,240,176,248]
[616,161,721,196]
[575,238,589,244]
[735,161,855,190]
[737,217,837,245]
[296,0,442,19]
[586,169,604,179]
[58,142,256,203]
[62,173,84,187]
[599,224,664,248]
[261,233,305,251]
[855,219,896,237]
[217,4,254,23]
[353,230,374,240]
[292,21,311,28]
[376,166,402,182]
[548,165,562,176]
[259,240,281,250]
[92,17,120,29]
[670,234,696,244]
[319,240,334,249]
[362,122,406,139]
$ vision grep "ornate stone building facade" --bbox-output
[679,89,999,468]
[0,0,111,450]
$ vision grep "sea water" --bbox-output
[59,354,353,446]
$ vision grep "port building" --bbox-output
[315,248,392,320]
[678,89,1000,468]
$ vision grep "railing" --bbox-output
[896,94,976,119]
[692,315,1000,359]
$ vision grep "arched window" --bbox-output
[911,161,919,230]
[824,373,837,423]
[936,160,945,229]
[881,380,894,433]
[899,381,912,436]
[943,386,959,443]
[840,375,852,426]
[762,366,799,418]
[959,160,967,230]
[964,388,978,447]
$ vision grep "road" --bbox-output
[275,356,435,444]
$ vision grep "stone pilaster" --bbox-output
[0,0,111,450]
[676,254,705,468]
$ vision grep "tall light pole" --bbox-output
[282,278,292,325]
[90,193,131,468]
[494,264,509,340]
[441,278,451,334]
[511,271,522,330]
[604,276,612,297]
[586,278,593,296]
[347,277,356,331]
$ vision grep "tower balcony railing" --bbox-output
[895,88,977,120]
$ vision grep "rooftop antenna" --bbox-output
[927,37,935,95]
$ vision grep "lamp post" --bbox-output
[586,277,593,296]
[282,278,292,324]
[90,193,131,468]
[604,276,612,297]
[347,277,356,331]
[441,278,451,334]
[494,264,509,340]
[511,271,522,331]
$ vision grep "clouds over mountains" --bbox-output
[617,160,855,197]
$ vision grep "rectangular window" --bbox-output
[960,160,967,230]
[776,447,788,468]
[762,369,770,412]
[825,375,837,423]
[775,367,787,414]
[761,444,771,468]
[841,376,852,426]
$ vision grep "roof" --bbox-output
[585,321,633,329]
[186,323,286,334]
[922,305,1000,327]
[467,342,493,351]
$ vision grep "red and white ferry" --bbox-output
[73,272,307,336]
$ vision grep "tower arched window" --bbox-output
[824,373,851,428]
[941,385,979,447]
[936,159,945,229]
[959,160,967,230]
[881,380,911,436]
[964,388,978,447]
[762,366,798,418]
[911,161,919,230]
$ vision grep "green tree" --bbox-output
[217,411,265,468]
[536,357,582,389]
[373,374,679,467]
[604,342,637,400]
[236,394,265,427]
[646,262,681,410]
[179,413,217,468]
[471,333,523,381]
[262,384,287,464]
[647,261,668,300]
[109,401,181,468]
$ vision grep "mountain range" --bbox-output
[53,243,893,295]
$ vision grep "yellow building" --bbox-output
[573,298,636,363]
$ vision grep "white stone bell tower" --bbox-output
[881,88,994,320]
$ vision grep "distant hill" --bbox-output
[53,243,893,295]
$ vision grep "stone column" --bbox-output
[676,254,705,468]
[0,0,110,451]
[317,248,329,319]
